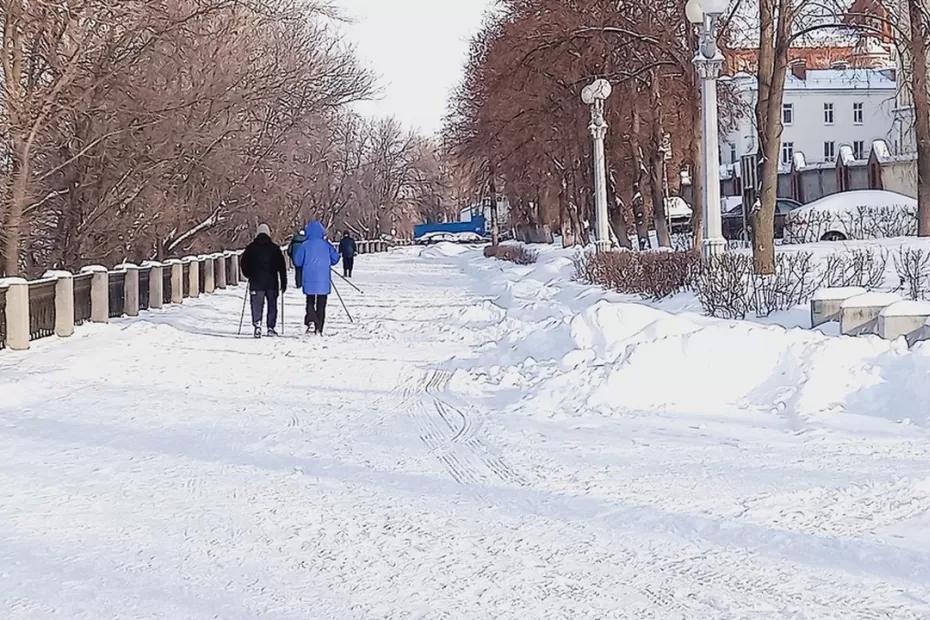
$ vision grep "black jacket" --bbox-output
[241,233,287,292]
[339,236,357,257]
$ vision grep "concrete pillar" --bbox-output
[123,263,140,317]
[144,262,164,310]
[183,256,200,298]
[840,292,901,336]
[215,254,227,289]
[228,252,240,285]
[202,255,216,294]
[80,266,109,323]
[1,278,30,351]
[810,287,867,327]
[44,270,75,338]
[166,259,183,304]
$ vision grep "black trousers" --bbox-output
[295,267,303,289]
[343,256,354,277]
[250,288,278,329]
[305,295,328,333]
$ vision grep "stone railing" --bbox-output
[0,251,243,352]
[811,287,930,346]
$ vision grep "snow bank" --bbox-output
[451,246,930,427]
[419,242,472,258]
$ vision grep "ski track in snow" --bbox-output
[2,247,930,618]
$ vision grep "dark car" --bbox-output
[721,198,803,241]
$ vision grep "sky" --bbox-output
[331,0,495,136]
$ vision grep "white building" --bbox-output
[721,64,898,169]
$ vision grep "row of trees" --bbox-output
[0,0,458,277]
[446,0,930,274]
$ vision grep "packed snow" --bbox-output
[3,244,930,617]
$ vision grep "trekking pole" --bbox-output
[237,288,248,336]
[280,288,285,336]
[331,267,364,295]
[331,279,354,323]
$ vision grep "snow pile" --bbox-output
[452,246,930,427]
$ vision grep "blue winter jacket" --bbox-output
[293,221,340,295]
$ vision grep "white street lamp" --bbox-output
[687,0,728,258]
[582,78,613,252]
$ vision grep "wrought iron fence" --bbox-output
[163,267,172,304]
[74,273,92,325]
[198,260,206,288]
[182,263,191,297]
[139,267,151,310]
[0,286,7,350]
[28,279,56,341]
[109,271,126,318]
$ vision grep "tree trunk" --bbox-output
[630,107,651,250]
[558,175,576,247]
[691,112,705,251]
[488,163,500,247]
[909,0,930,236]
[607,171,633,249]
[3,141,30,276]
[649,77,672,247]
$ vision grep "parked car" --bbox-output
[666,197,693,234]
[783,190,918,243]
[721,198,803,241]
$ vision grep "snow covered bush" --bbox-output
[894,248,930,300]
[574,249,700,300]
[483,244,538,265]
[819,248,888,289]
[695,252,821,318]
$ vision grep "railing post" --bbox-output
[166,259,183,304]
[1,278,30,351]
[122,263,140,317]
[214,254,227,289]
[44,270,75,338]
[183,256,200,298]
[80,266,109,323]
[145,261,164,309]
[229,251,241,285]
[202,254,216,294]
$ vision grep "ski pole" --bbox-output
[331,267,364,294]
[237,287,248,336]
[331,279,354,323]
[280,287,285,336]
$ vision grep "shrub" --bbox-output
[483,243,538,265]
[894,248,930,300]
[819,248,888,289]
[575,249,700,300]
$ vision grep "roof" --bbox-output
[731,68,896,91]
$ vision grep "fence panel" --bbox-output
[73,273,92,325]
[0,286,6,350]
[28,279,56,341]
[163,267,172,304]
[109,271,126,318]
[139,267,151,310]
[182,263,191,297]
[198,260,206,288]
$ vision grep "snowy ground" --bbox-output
[3,244,930,618]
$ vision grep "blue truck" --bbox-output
[414,213,488,244]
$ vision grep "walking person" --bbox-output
[288,228,307,288]
[240,223,288,338]
[293,220,340,335]
[339,230,357,278]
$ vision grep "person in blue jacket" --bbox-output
[293,220,340,335]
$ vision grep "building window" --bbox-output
[782,103,794,126]
[729,143,737,162]
[853,140,865,159]
[781,142,794,165]
[824,103,834,125]
[853,102,864,125]
[824,141,836,161]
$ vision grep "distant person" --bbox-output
[339,230,357,278]
[240,223,287,338]
[293,220,340,335]
[288,228,307,288]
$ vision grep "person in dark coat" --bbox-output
[293,220,340,335]
[338,231,357,278]
[288,229,307,288]
[240,223,287,338]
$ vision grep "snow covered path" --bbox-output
[3,246,930,618]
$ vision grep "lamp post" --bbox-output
[582,78,613,253]
[687,0,728,258]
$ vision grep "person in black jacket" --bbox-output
[240,223,287,338]
[287,228,307,288]
[338,231,357,278]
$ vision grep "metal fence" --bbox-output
[163,267,173,304]
[198,260,206,288]
[139,267,151,310]
[0,286,6,350]
[28,279,57,341]
[74,273,92,325]
[108,271,126,318]
[182,263,191,297]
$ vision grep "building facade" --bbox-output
[721,64,898,169]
